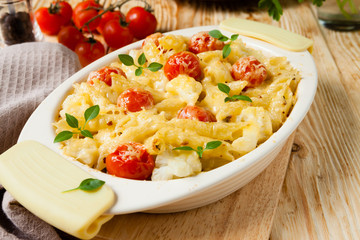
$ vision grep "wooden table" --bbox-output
[31,0,360,239]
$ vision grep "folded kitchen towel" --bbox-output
[0,42,82,239]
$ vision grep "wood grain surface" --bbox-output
[31,0,360,239]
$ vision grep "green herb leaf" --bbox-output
[63,178,105,193]
[173,146,194,151]
[225,95,252,103]
[81,129,93,138]
[54,105,100,143]
[224,97,232,102]
[219,83,252,103]
[196,146,204,158]
[222,44,231,58]
[312,0,325,7]
[84,105,100,122]
[138,53,147,66]
[258,0,283,21]
[119,53,162,76]
[173,141,222,159]
[205,141,222,150]
[231,95,252,102]
[118,54,134,66]
[54,131,73,143]
[147,62,163,72]
[65,113,78,129]
[230,34,239,41]
[218,83,230,94]
[208,30,223,39]
[135,68,143,76]
[218,36,229,42]
[209,30,237,58]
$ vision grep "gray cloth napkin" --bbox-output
[0,42,82,239]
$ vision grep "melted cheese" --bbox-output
[53,33,301,181]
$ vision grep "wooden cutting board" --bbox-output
[93,134,295,240]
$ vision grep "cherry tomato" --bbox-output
[126,6,157,39]
[177,106,216,122]
[74,38,105,67]
[73,0,101,32]
[142,32,162,48]
[117,88,154,112]
[72,0,99,16]
[106,142,155,180]
[96,10,123,35]
[87,66,126,86]
[102,19,133,49]
[35,7,63,35]
[189,31,224,54]
[164,51,202,81]
[57,26,84,51]
[53,1,73,25]
[231,56,267,88]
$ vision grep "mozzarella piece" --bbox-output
[152,149,201,181]
[165,75,203,105]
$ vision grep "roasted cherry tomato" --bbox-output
[53,0,73,25]
[57,26,84,51]
[189,31,224,54]
[117,88,154,112]
[231,56,267,88]
[142,32,162,47]
[35,6,63,35]
[164,51,202,81]
[177,106,216,122]
[73,0,101,32]
[106,142,155,180]
[87,66,126,86]
[74,37,105,67]
[96,10,123,35]
[126,6,157,39]
[102,19,133,49]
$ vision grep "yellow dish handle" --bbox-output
[220,18,313,53]
[0,141,115,240]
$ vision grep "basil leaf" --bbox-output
[173,146,194,151]
[84,105,100,122]
[222,44,231,58]
[65,113,78,128]
[196,146,204,158]
[118,54,134,66]
[218,36,229,42]
[208,30,223,39]
[230,34,239,41]
[218,83,230,94]
[63,178,105,193]
[205,141,222,150]
[81,129,93,138]
[232,95,252,102]
[138,53,146,66]
[224,97,232,102]
[54,131,73,143]
[147,62,163,72]
[78,178,105,191]
[135,68,143,76]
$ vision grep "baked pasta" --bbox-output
[53,31,301,181]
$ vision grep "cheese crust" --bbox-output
[53,33,301,180]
